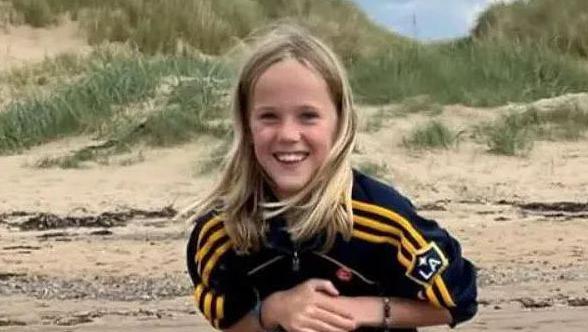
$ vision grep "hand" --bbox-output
[262,279,357,332]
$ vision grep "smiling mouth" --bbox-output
[273,152,309,164]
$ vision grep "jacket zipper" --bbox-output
[247,255,285,276]
[292,250,300,272]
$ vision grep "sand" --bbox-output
[1,22,587,332]
[0,20,89,72]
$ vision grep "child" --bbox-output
[185,25,477,332]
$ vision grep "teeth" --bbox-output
[274,152,307,163]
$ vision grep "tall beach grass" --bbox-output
[0,46,230,155]
[5,0,402,61]
[350,39,588,107]
[477,102,588,156]
[473,0,588,58]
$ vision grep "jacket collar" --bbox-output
[263,185,324,254]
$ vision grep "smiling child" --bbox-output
[185,25,477,332]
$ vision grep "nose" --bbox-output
[277,118,301,143]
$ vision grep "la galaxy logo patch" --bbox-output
[406,242,448,287]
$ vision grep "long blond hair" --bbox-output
[185,25,357,253]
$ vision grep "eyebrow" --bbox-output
[253,106,277,112]
[298,104,320,112]
[253,104,321,112]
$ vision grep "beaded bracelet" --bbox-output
[383,297,393,331]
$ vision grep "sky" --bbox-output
[352,0,512,41]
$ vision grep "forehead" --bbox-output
[251,59,333,107]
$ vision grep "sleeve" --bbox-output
[357,197,478,327]
[401,209,478,327]
[186,213,258,330]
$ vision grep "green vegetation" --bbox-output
[350,39,588,106]
[0,2,14,28]
[530,105,588,140]
[396,96,443,116]
[478,112,535,156]
[5,0,588,107]
[473,0,588,57]
[9,0,55,27]
[0,46,231,156]
[1,53,91,101]
[1,0,588,163]
[4,0,402,61]
[402,121,457,150]
[477,104,588,156]
[362,97,444,134]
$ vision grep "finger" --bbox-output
[309,306,356,331]
[312,280,339,296]
[304,317,348,332]
[315,296,354,320]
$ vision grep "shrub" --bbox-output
[403,121,456,149]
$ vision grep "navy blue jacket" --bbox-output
[187,170,478,331]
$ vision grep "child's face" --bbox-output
[249,59,338,199]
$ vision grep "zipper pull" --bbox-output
[292,251,300,272]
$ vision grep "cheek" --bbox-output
[321,116,339,150]
[308,127,336,156]
[250,128,273,159]
[248,119,262,145]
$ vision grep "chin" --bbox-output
[273,179,307,198]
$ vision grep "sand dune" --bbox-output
[0,20,89,72]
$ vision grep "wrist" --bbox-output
[252,300,266,331]
[337,296,381,327]
[260,291,283,330]
[383,297,393,330]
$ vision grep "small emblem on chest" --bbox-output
[335,267,353,282]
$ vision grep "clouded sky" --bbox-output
[352,0,511,41]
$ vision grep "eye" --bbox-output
[300,110,320,122]
[258,112,277,120]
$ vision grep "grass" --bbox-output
[80,0,243,55]
[478,112,535,156]
[476,102,588,156]
[5,0,588,111]
[361,97,445,133]
[398,96,443,116]
[528,105,588,140]
[3,0,588,163]
[0,45,231,156]
[402,120,457,150]
[0,1,19,28]
[0,55,158,153]
[4,0,403,60]
[9,0,55,27]
[0,53,92,109]
[473,0,588,58]
[102,75,231,149]
[350,39,588,107]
